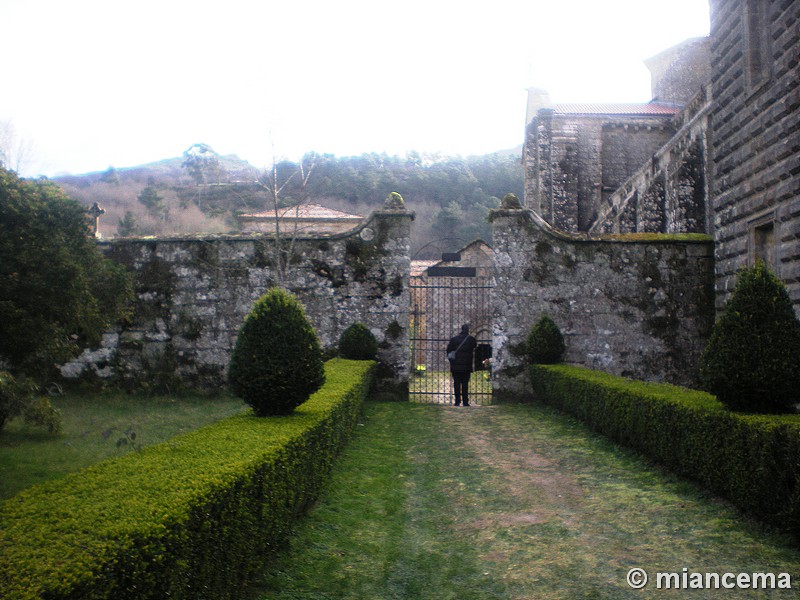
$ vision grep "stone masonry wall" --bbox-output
[590,88,712,237]
[525,110,677,232]
[490,208,715,398]
[709,0,800,315]
[62,205,414,394]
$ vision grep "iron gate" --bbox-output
[409,272,493,405]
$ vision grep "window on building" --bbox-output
[743,0,772,90]
[751,219,776,270]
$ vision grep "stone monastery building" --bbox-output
[65,0,797,399]
[524,0,799,315]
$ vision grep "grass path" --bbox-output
[252,402,800,599]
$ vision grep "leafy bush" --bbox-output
[699,263,800,413]
[228,288,325,416]
[0,359,375,600]
[530,364,800,534]
[0,371,61,434]
[338,322,378,360]
[0,167,132,378]
[525,315,565,364]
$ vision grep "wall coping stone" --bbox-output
[489,208,712,245]
[98,208,415,247]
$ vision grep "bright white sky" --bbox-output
[1,0,710,177]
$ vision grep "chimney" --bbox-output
[526,88,552,125]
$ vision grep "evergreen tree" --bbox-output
[339,322,378,360]
[117,211,138,237]
[0,167,132,378]
[700,263,800,412]
[137,185,165,218]
[526,315,566,364]
[228,288,325,416]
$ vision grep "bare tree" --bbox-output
[0,120,34,174]
[255,151,316,284]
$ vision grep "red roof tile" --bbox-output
[240,204,363,220]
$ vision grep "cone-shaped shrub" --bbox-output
[526,315,566,364]
[228,288,325,416]
[338,322,378,360]
[700,262,800,413]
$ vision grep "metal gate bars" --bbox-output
[409,273,493,405]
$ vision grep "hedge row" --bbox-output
[0,358,375,599]
[529,364,800,534]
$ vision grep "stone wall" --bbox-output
[645,37,711,106]
[62,204,414,394]
[490,208,715,398]
[709,0,800,315]
[589,88,712,237]
[525,110,677,232]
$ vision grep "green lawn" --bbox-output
[0,391,246,499]
[4,394,799,598]
[252,402,800,599]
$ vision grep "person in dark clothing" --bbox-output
[446,324,477,406]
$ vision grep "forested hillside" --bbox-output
[55,146,523,258]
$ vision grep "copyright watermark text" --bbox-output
[627,567,793,590]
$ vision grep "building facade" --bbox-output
[523,0,799,315]
[524,100,681,233]
[708,0,800,312]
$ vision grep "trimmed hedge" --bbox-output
[0,359,375,599]
[530,364,800,534]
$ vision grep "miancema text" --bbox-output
[658,569,792,590]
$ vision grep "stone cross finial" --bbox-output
[87,202,105,238]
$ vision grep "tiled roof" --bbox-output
[553,102,681,116]
[240,204,363,220]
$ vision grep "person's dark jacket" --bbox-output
[447,332,477,373]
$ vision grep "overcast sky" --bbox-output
[1,0,710,177]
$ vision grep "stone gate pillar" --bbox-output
[362,193,415,399]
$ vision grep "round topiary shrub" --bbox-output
[699,263,800,413]
[526,315,565,364]
[338,322,378,360]
[228,288,325,416]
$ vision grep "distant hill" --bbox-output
[54,154,260,188]
[53,148,524,258]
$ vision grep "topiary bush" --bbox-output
[699,263,800,413]
[338,322,378,360]
[228,288,325,416]
[526,315,566,364]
